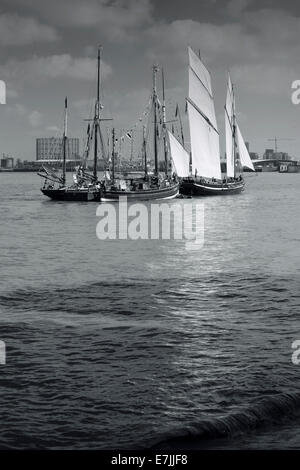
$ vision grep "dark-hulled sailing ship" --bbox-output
[39,47,105,202]
[100,65,179,201]
[174,47,254,197]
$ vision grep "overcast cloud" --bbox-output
[0,0,299,159]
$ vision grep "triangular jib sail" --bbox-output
[236,124,255,171]
[167,130,190,177]
[187,46,221,180]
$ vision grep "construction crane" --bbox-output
[268,137,294,153]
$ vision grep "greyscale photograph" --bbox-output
[0,0,299,456]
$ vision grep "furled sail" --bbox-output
[236,124,255,171]
[167,130,190,177]
[187,47,221,180]
[225,74,235,178]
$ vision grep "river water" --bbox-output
[0,171,299,449]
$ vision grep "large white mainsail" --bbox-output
[167,130,190,177]
[236,124,255,171]
[225,74,235,178]
[187,47,221,180]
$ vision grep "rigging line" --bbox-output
[187,97,219,135]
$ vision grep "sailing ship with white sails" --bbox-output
[175,46,254,196]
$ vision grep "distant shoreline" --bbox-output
[0,168,76,173]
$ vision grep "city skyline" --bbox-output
[0,0,300,160]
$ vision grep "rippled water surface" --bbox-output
[0,172,299,449]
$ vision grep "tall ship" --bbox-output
[100,65,179,201]
[39,47,106,202]
[178,47,254,196]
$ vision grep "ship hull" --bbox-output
[101,182,179,201]
[41,188,101,201]
[180,179,244,196]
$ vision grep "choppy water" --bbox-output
[0,171,299,449]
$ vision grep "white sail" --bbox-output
[236,124,255,171]
[167,130,190,177]
[188,102,221,179]
[187,47,221,180]
[189,68,217,130]
[189,46,212,96]
[225,74,235,178]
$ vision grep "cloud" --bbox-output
[2,0,153,42]
[28,110,43,127]
[0,13,58,46]
[46,125,61,133]
[145,7,300,94]
[6,88,18,99]
[231,63,296,96]
[227,0,251,17]
[0,54,112,84]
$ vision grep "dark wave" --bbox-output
[1,273,297,310]
[152,392,300,449]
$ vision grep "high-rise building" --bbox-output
[264,148,274,160]
[1,156,14,168]
[36,137,80,162]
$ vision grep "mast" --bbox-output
[162,68,168,175]
[232,83,237,178]
[93,46,101,180]
[176,104,185,147]
[225,73,236,179]
[143,125,147,176]
[62,96,67,186]
[130,129,134,163]
[112,127,115,185]
[152,65,159,176]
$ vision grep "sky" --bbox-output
[0,0,300,160]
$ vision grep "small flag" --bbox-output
[126,132,132,140]
[65,97,67,108]
[175,104,179,117]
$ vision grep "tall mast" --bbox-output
[62,96,67,186]
[153,65,159,176]
[232,84,237,178]
[162,68,168,176]
[176,104,185,147]
[112,127,115,185]
[143,125,147,176]
[130,129,134,163]
[94,46,101,180]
